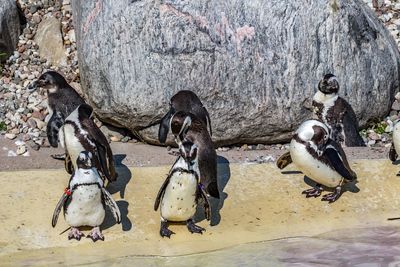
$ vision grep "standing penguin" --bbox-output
[61,103,117,183]
[389,121,400,168]
[28,71,85,148]
[154,141,210,237]
[288,119,357,203]
[52,151,121,241]
[158,90,212,144]
[312,74,365,147]
[169,111,219,199]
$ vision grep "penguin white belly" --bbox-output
[65,185,105,227]
[63,124,85,169]
[393,123,400,155]
[290,140,342,188]
[161,172,197,222]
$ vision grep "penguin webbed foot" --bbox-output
[302,184,323,198]
[160,221,175,238]
[68,227,84,241]
[321,186,342,203]
[86,226,104,242]
[186,219,205,235]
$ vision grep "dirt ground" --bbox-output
[0,135,390,170]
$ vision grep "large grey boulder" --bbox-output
[72,0,400,146]
[0,0,21,62]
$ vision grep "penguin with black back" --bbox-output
[169,111,219,200]
[288,119,357,203]
[158,90,212,144]
[51,151,121,241]
[154,140,210,238]
[28,71,85,148]
[60,103,117,183]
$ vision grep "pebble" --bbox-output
[16,145,27,155]
[5,133,16,140]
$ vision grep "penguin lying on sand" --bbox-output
[154,140,210,238]
[312,74,365,147]
[158,90,212,144]
[287,119,357,203]
[60,104,117,183]
[52,151,121,241]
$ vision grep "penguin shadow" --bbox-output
[103,154,133,231]
[106,154,132,199]
[193,156,231,226]
[102,200,132,232]
[303,176,360,195]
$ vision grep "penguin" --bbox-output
[51,151,121,241]
[169,111,219,199]
[27,71,85,148]
[312,74,365,147]
[158,90,212,144]
[289,119,357,203]
[61,103,117,183]
[154,140,210,238]
[389,121,400,168]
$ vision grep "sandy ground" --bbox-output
[1,157,400,265]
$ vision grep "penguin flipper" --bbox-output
[52,192,69,227]
[203,107,212,136]
[158,107,175,144]
[102,188,121,224]
[324,142,356,181]
[276,152,292,169]
[64,153,74,174]
[154,175,171,211]
[47,111,64,148]
[389,142,398,162]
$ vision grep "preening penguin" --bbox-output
[169,111,219,199]
[51,151,121,241]
[312,74,365,147]
[289,120,357,203]
[28,71,85,148]
[154,141,211,238]
[61,104,117,183]
[158,90,212,144]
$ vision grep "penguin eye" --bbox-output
[324,135,328,140]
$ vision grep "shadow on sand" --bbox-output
[194,155,231,226]
[103,154,133,231]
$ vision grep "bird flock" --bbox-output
[26,71,399,241]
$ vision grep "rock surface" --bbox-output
[34,17,67,66]
[0,0,21,61]
[72,0,400,145]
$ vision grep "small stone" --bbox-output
[28,140,40,151]
[16,145,27,155]
[7,150,17,157]
[391,100,400,111]
[368,132,381,140]
[32,111,46,121]
[368,140,376,146]
[110,136,121,142]
[256,144,266,150]
[27,118,37,128]
[395,92,400,102]
[121,136,130,143]
[5,133,16,140]
[241,144,249,151]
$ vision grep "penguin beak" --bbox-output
[27,80,37,92]
[317,144,326,156]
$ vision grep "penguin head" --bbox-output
[296,120,330,157]
[77,103,94,119]
[76,151,94,169]
[179,141,198,164]
[170,111,192,144]
[28,71,68,93]
[318,74,339,95]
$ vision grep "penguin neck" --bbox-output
[70,168,103,189]
[313,90,338,104]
